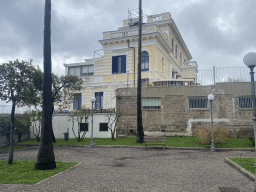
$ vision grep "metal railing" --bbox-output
[197,66,252,85]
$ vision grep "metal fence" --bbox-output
[197,66,252,86]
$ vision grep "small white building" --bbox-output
[30,113,116,139]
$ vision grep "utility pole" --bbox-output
[136,0,144,143]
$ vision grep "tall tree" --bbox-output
[30,72,82,142]
[137,0,144,143]
[35,0,56,170]
[0,60,41,165]
[52,74,83,111]
[106,108,124,140]
[68,106,90,142]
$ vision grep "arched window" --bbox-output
[141,51,149,71]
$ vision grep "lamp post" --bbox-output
[208,93,215,152]
[90,97,96,148]
[243,52,256,191]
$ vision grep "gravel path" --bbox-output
[0,146,254,192]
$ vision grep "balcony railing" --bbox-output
[180,61,198,68]
[103,26,159,40]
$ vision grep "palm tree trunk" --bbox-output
[136,0,144,143]
[8,101,15,165]
[35,0,56,170]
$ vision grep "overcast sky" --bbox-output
[0,0,255,110]
[1,0,255,76]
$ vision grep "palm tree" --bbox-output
[136,0,144,143]
[35,0,56,170]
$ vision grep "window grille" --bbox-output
[239,97,254,108]
[80,123,88,132]
[100,123,108,131]
[189,98,208,109]
[142,98,161,110]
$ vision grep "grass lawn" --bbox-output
[18,137,209,147]
[228,158,256,174]
[0,146,31,152]
[0,160,78,185]
[216,137,254,148]
[16,136,254,149]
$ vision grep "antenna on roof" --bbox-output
[128,8,140,27]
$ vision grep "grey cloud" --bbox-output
[0,0,255,76]
[176,0,255,56]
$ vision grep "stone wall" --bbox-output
[116,82,255,137]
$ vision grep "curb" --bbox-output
[224,157,255,181]
[13,144,255,151]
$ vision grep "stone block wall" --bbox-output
[116,83,255,138]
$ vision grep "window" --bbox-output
[142,98,161,110]
[141,51,149,71]
[82,65,94,76]
[239,97,255,108]
[73,93,82,110]
[80,123,88,132]
[112,55,126,74]
[180,52,182,63]
[162,57,164,73]
[175,45,177,59]
[100,123,108,131]
[172,38,174,54]
[142,78,149,88]
[68,67,80,76]
[68,65,94,76]
[95,92,103,110]
[189,98,208,109]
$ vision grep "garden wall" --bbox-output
[116,82,255,137]
[30,113,116,139]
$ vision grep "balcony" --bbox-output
[103,25,161,40]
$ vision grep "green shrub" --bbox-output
[248,133,255,146]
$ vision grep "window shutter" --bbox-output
[121,55,126,73]
[112,56,117,74]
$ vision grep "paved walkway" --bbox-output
[0,146,255,192]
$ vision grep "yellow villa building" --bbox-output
[63,12,198,110]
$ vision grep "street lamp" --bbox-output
[90,96,96,148]
[243,52,256,191]
[208,93,215,152]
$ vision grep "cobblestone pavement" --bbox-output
[0,146,255,192]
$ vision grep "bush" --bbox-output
[196,125,231,145]
[248,133,255,146]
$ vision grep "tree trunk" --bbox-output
[35,0,56,170]
[111,131,115,140]
[51,103,56,143]
[136,0,144,143]
[8,101,16,165]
